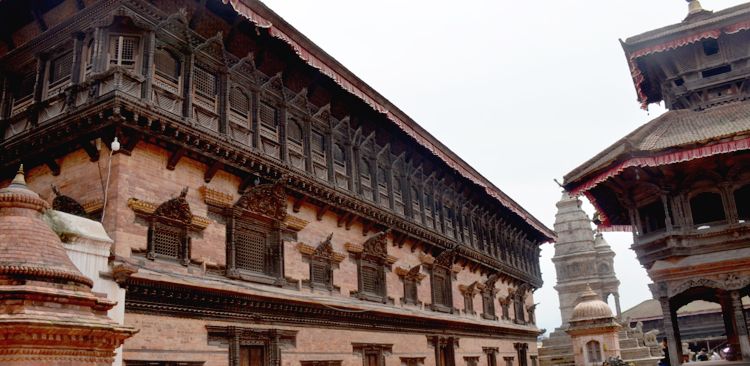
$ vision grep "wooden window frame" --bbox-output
[353,343,392,366]
[107,34,141,71]
[226,210,284,285]
[350,232,392,304]
[153,47,182,94]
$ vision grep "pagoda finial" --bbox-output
[10,164,26,187]
[687,0,704,14]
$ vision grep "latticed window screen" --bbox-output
[49,51,73,84]
[109,35,139,69]
[432,269,451,307]
[229,87,250,116]
[361,263,383,296]
[483,292,495,317]
[193,67,217,99]
[404,279,418,304]
[287,119,303,142]
[15,71,36,99]
[154,49,180,83]
[332,144,345,165]
[311,130,325,152]
[260,102,278,129]
[153,221,182,259]
[311,260,331,286]
[464,293,474,314]
[234,220,267,273]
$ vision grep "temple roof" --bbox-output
[0,166,93,287]
[621,2,750,107]
[224,0,555,242]
[622,298,750,322]
[564,101,750,196]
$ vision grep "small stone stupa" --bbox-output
[0,166,136,365]
[566,285,622,366]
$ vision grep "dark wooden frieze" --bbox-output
[123,277,539,341]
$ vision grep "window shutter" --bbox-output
[311,261,330,286]
[234,219,267,273]
[229,87,250,116]
[49,51,73,85]
[153,221,182,259]
[154,49,180,83]
[260,102,278,130]
[193,67,217,99]
[362,264,380,295]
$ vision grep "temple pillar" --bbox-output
[720,291,742,359]
[660,297,683,365]
[731,290,750,360]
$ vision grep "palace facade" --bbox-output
[0,0,554,365]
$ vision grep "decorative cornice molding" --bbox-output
[200,185,233,207]
[284,215,309,232]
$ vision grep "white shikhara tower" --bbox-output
[552,192,621,328]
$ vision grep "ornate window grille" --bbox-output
[154,48,180,92]
[350,231,392,303]
[108,35,139,70]
[430,250,455,313]
[146,188,192,266]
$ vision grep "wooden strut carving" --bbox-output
[51,184,87,217]
[234,179,287,221]
[434,249,456,268]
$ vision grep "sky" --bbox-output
[258,0,748,335]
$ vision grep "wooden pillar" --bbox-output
[660,297,683,365]
[30,52,47,127]
[70,33,85,85]
[303,117,313,173]
[730,290,750,360]
[251,90,260,148]
[141,30,155,101]
[661,193,673,231]
[217,69,229,134]
[326,133,334,182]
[182,52,194,119]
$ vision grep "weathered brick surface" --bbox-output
[18,145,540,365]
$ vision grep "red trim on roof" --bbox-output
[626,20,750,109]
[223,0,554,240]
[572,136,750,197]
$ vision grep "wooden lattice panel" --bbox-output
[234,220,267,273]
[153,221,182,259]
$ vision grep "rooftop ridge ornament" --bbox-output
[685,0,711,21]
[10,164,26,187]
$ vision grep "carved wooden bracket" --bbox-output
[284,215,309,232]
[419,252,435,265]
[459,281,485,295]
[395,265,427,282]
[127,198,209,231]
[344,242,397,264]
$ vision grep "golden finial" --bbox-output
[10,164,26,186]
[688,0,704,14]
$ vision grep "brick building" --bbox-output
[0,0,554,366]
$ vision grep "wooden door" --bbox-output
[240,346,265,366]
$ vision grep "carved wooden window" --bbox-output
[482,290,496,320]
[146,190,192,266]
[403,278,418,305]
[514,343,528,366]
[230,87,250,117]
[360,159,374,201]
[393,175,405,215]
[431,266,452,311]
[484,348,498,366]
[333,143,348,189]
[444,206,455,237]
[377,165,389,208]
[361,262,385,297]
[513,293,526,324]
[234,219,269,273]
[735,184,750,221]
[48,50,73,88]
[260,101,278,131]
[333,143,345,166]
[411,186,421,221]
[193,66,217,109]
[84,38,95,78]
[154,48,181,91]
[638,199,667,234]
[424,189,434,227]
[690,191,726,226]
[11,67,36,116]
[463,292,475,315]
[429,336,457,366]
[108,35,139,70]
[310,259,331,287]
[301,362,342,366]
[240,346,265,366]
[585,341,601,364]
[464,357,479,366]
[400,358,425,366]
[125,362,205,366]
[312,130,325,153]
[353,343,392,366]
[288,118,303,143]
[311,128,327,179]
